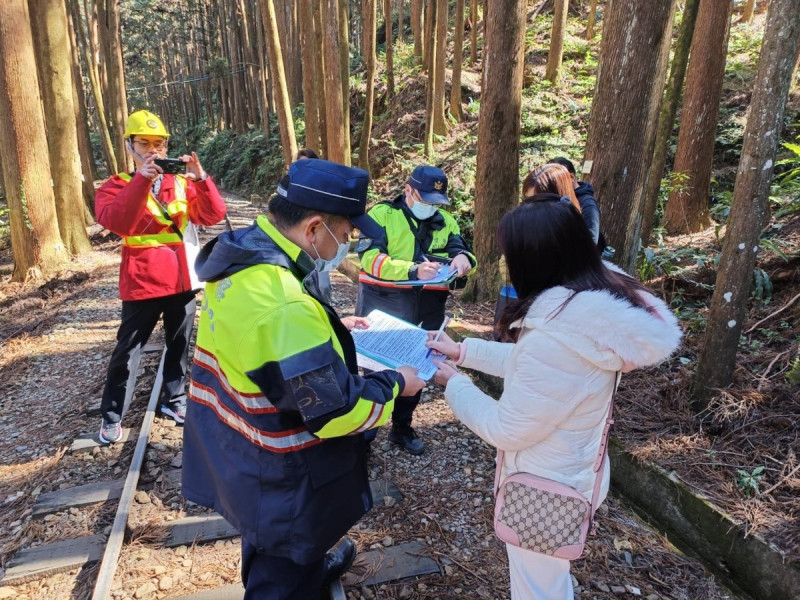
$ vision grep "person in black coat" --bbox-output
[547,157,601,247]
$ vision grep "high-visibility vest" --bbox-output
[191,215,397,446]
[117,173,188,247]
[183,215,401,564]
[359,197,476,290]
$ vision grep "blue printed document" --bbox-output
[351,310,438,380]
[393,264,458,287]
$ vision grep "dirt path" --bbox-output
[0,193,737,600]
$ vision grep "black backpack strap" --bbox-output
[153,177,185,241]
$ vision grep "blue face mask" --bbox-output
[410,201,437,220]
[311,222,349,272]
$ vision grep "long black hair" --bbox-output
[494,196,654,341]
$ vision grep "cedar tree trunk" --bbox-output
[586,0,598,40]
[463,0,527,302]
[432,0,448,135]
[312,0,329,157]
[30,0,92,254]
[96,0,129,171]
[662,0,733,235]
[692,0,800,407]
[359,0,377,170]
[423,0,437,157]
[322,0,347,163]
[385,0,395,96]
[338,0,351,164]
[300,0,321,154]
[0,0,69,280]
[259,0,298,167]
[451,0,465,122]
[582,0,676,273]
[411,0,423,61]
[641,0,701,244]
[545,0,568,85]
[470,0,479,64]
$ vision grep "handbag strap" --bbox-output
[587,370,621,513]
[494,371,621,518]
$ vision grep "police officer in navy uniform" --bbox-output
[355,165,477,454]
[182,159,425,599]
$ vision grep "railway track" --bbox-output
[0,346,386,599]
[0,192,736,600]
[0,196,440,599]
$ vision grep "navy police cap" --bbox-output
[285,159,382,239]
[408,165,450,205]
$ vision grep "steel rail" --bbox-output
[91,348,166,600]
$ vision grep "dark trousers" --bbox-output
[241,538,325,600]
[100,292,196,423]
[356,283,448,432]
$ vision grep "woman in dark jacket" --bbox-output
[495,162,600,325]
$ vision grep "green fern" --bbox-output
[736,466,765,497]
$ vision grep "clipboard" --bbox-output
[393,264,458,287]
[351,310,439,380]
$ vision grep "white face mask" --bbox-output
[410,200,437,220]
[311,222,349,272]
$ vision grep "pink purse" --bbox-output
[493,373,620,560]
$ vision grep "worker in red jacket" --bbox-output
[95,110,227,444]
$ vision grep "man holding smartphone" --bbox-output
[94,110,227,444]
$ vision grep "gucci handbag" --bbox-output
[493,373,620,560]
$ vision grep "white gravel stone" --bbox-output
[158,576,174,591]
[134,582,157,599]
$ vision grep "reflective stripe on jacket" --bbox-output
[94,171,227,300]
[359,195,476,290]
[182,215,404,564]
[118,172,186,246]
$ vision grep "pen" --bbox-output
[426,315,450,359]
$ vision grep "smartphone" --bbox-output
[153,158,186,175]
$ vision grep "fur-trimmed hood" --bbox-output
[516,286,682,372]
[445,281,681,506]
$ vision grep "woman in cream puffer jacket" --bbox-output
[428,198,682,600]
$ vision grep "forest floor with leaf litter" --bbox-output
[0,193,796,600]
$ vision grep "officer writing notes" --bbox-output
[356,165,477,454]
[181,159,426,599]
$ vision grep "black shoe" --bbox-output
[322,536,357,587]
[388,427,425,455]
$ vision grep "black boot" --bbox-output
[322,536,357,587]
[388,426,425,455]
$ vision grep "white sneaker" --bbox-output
[99,420,123,444]
[160,401,186,424]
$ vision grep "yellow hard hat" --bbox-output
[124,110,170,138]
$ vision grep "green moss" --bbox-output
[19,182,32,231]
